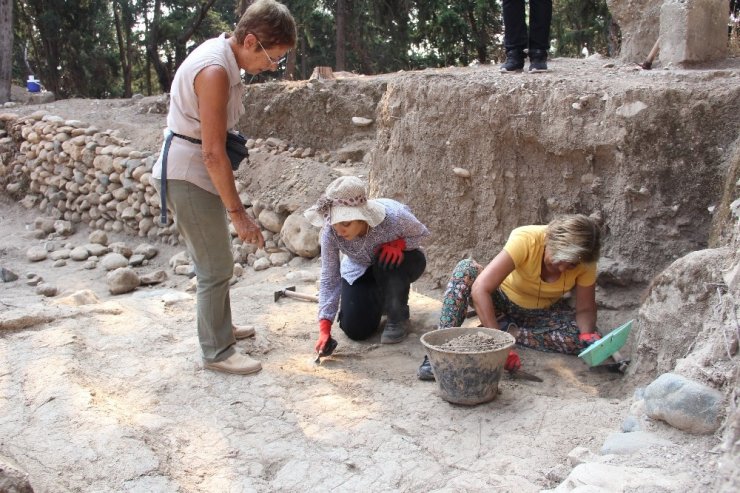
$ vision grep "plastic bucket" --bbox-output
[420,327,515,405]
[27,81,41,92]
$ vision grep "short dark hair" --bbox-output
[234,0,297,49]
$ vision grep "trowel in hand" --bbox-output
[314,337,338,365]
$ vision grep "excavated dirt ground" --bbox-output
[1,56,737,492]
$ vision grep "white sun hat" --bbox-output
[304,176,386,228]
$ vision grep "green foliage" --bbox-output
[10,0,616,97]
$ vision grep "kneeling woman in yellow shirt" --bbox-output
[418,214,602,380]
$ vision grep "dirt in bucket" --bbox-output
[437,332,509,352]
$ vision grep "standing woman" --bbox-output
[418,214,603,380]
[152,0,296,375]
[305,176,430,354]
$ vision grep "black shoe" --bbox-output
[528,49,549,72]
[417,356,435,381]
[381,319,409,344]
[500,49,525,72]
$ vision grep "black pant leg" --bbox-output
[502,0,528,51]
[528,0,553,51]
[338,269,383,340]
[372,249,426,323]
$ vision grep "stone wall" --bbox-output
[0,111,175,242]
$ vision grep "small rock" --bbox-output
[1,267,19,282]
[26,246,48,262]
[36,283,59,297]
[253,257,271,271]
[88,230,109,245]
[233,263,245,277]
[175,264,195,277]
[107,267,141,295]
[139,269,168,286]
[128,254,146,267]
[351,116,373,127]
[52,259,66,268]
[269,251,292,266]
[101,252,129,271]
[53,220,74,236]
[70,246,91,261]
[134,243,158,259]
[108,242,133,258]
[169,251,190,269]
[83,260,97,270]
[49,249,71,261]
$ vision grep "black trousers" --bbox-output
[338,249,426,341]
[502,0,552,52]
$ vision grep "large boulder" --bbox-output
[280,213,320,258]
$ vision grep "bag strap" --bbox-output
[159,132,175,225]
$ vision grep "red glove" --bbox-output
[377,238,406,269]
[504,349,521,372]
[579,332,601,346]
[315,319,332,353]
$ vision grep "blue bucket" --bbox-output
[27,81,41,93]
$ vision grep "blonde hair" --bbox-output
[545,214,601,264]
[234,0,297,48]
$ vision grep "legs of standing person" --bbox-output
[494,292,583,354]
[527,0,552,71]
[438,258,482,328]
[500,0,527,71]
[528,0,552,51]
[160,179,237,363]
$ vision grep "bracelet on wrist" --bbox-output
[226,205,243,213]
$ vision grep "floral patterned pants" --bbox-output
[438,259,587,354]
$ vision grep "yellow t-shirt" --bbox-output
[500,225,597,309]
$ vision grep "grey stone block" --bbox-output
[644,372,724,434]
[660,0,728,65]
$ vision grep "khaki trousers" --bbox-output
[153,178,236,362]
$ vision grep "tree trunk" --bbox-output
[113,3,132,98]
[0,0,12,103]
[335,0,346,71]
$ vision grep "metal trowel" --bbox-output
[314,337,338,364]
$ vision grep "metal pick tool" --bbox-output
[314,337,338,364]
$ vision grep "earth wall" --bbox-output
[241,64,740,287]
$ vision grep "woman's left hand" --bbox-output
[578,332,601,346]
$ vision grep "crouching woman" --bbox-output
[418,214,603,380]
[305,176,429,354]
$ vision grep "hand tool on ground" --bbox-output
[274,286,318,303]
[314,337,338,364]
[639,37,660,70]
[508,368,544,382]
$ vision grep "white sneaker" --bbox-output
[204,352,262,375]
[233,324,256,339]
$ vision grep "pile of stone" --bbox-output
[0,111,323,279]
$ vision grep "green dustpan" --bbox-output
[578,320,634,367]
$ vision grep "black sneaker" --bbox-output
[528,49,549,72]
[500,49,525,72]
[380,319,409,344]
[417,356,435,381]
